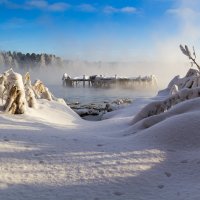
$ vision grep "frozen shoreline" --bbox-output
[67,98,133,121]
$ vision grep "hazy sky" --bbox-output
[0,0,200,63]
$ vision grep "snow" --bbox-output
[1,68,200,199]
[73,76,90,80]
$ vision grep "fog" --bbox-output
[34,0,199,89]
[58,0,200,89]
[1,0,200,90]
[0,50,193,90]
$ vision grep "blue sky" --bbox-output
[0,0,200,61]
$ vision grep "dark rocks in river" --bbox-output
[67,98,132,120]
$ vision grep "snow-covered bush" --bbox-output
[32,79,65,104]
[24,72,37,108]
[3,70,27,114]
[0,69,63,114]
[133,68,200,124]
[32,80,55,101]
[0,74,6,102]
[159,68,200,96]
[4,85,26,114]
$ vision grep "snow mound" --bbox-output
[143,110,200,150]
[159,68,200,96]
[126,68,200,152]
[25,99,81,126]
[1,67,200,200]
[130,97,200,149]
[132,69,200,124]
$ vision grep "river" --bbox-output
[48,85,157,104]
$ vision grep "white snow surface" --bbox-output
[1,70,200,199]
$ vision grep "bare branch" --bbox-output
[185,45,192,59]
[180,45,188,56]
[180,44,200,71]
[193,46,196,59]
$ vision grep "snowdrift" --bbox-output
[1,68,200,200]
[132,68,200,124]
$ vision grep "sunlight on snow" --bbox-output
[0,142,40,153]
[0,124,40,130]
[0,149,165,188]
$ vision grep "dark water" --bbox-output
[48,85,157,104]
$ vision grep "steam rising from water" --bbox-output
[1,1,200,89]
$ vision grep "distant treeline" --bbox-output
[0,51,63,69]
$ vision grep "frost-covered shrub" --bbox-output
[0,74,6,102]
[4,70,27,114]
[133,68,200,124]
[159,68,200,96]
[32,80,52,101]
[25,87,37,108]
[169,84,179,95]
[0,69,63,114]
[24,72,37,108]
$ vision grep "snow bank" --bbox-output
[1,68,200,199]
[132,68,200,124]
[159,68,200,95]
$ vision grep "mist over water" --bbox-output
[1,0,200,92]
[0,55,187,106]
[32,64,159,104]
[27,65,158,104]
[0,49,191,91]
[0,61,159,104]
[48,85,157,104]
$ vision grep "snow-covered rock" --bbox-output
[68,98,133,120]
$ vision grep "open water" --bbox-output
[48,85,157,104]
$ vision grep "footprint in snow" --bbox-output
[158,185,164,189]
[167,149,176,152]
[34,153,44,156]
[164,172,172,177]
[180,160,188,163]
[113,191,124,196]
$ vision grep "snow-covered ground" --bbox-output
[1,69,200,200]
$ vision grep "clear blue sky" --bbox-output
[0,0,199,61]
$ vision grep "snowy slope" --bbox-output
[1,69,200,200]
